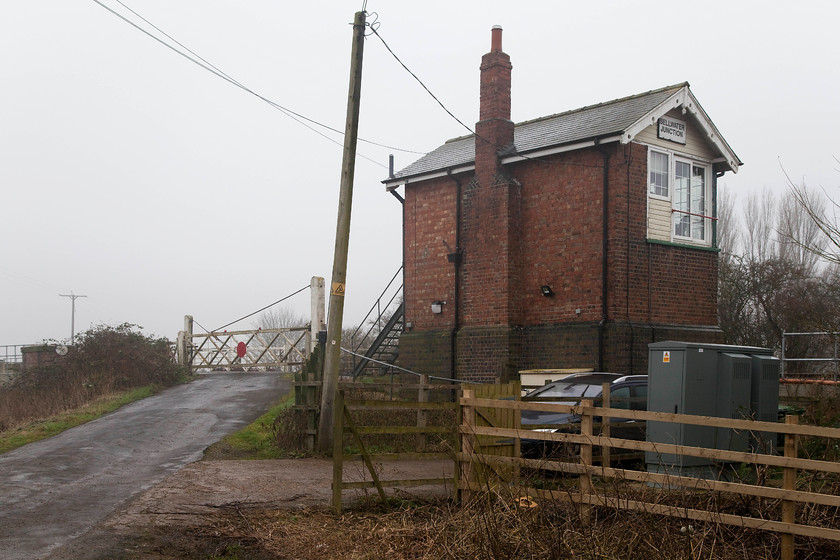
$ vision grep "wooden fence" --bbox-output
[331,376,461,513]
[460,388,840,560]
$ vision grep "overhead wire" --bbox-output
[369,24,475,138]
[91,1,425,171]
[212,284,310,333]
[369,19,609,171]
[340,347,481,384]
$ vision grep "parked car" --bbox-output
[521,374,648,458]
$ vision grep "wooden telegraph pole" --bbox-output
[317,10,366,452]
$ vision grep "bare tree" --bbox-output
[716,186,739,263]
[253,306,309,373]
[786,171,836,266]
[718,187,837,351]
[254,306,308,330]
[742,189,777,262]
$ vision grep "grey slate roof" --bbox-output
[389,83,686,183]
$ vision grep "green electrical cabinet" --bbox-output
[646,341,778,478]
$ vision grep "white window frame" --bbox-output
[647,147,713,247]
[672,158,710,244]
[648,149,670,201]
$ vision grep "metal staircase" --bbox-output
[348,267,404,379]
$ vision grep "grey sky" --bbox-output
[2,1,838,344]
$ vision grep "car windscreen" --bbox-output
[528,382,602,401]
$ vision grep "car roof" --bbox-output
[525,373,620,397]
[613,375,648,384]
[556,372,622,383]
[525,373,647,397]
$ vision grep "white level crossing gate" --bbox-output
[175,277,326,372]
[189,327,310,371]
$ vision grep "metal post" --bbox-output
[781,332,786,379]
[318,11,366,453]
[59,292,87,345]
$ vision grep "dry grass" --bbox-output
[190,493,840,560]
[238,380,840,560]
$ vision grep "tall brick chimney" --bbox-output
[475,25,514,178]
[458,25,521,382]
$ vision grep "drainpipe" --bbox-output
[713,171,723,249]
[387,155,406,374]
[447,170,463,380]
[596,141,610,371]
[388,155,405,203]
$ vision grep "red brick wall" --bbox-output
[403,176,457,331]
[399,141,721,380]
[610,143,719,326]
[508,142,718,328]
[513,147,606,325]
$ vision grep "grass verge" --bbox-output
[0,384,165,454]
[203,390,296,460]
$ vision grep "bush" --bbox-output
[0,323,188,432]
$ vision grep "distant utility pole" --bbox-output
[317,10,366,453]
[59,292,87,345]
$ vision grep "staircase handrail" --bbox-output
[349,266,403,355]
[350,302,405,379]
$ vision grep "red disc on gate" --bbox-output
[236,342,247,358]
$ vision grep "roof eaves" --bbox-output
[501,134,623,165]
[384,163,475,190]
[622,84,742,173]
[684,88,743,172]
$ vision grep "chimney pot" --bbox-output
[491,25,503,52]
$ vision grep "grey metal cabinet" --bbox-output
[646,341,778,477]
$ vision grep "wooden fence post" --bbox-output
[579,398,594,525]
[295,369,317,452]
[460,388,476,503]
[601,382,611,468]
[453,385,462,503]
[332,390,345,513]
[513,381,521,487]
[781,414,800,560]
[294,370,302,407]
[417,373,429,452]
[307,368,317,452]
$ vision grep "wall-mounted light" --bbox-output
[540,285,555,297]
[431,301,446,314]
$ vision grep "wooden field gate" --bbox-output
[329,379,524,512]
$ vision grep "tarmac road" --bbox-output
[0,371,289,560]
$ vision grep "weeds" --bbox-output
[196,492,840,560]
[0,323,188,434]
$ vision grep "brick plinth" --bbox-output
[396,329,454,378]
[397,321,724,381]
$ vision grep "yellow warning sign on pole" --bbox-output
[331,282,345,297]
